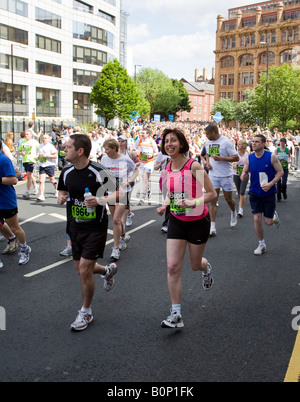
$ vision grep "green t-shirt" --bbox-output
[19,139,39,163]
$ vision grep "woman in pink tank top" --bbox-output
[157,128,217,329]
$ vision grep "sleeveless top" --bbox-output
[165,158,209,222]
[249,151,277,197]
[277,147,289,170]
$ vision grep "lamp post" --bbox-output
[260,40,270,127]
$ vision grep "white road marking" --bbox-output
[20,213,47,226]
[24,219,156,278]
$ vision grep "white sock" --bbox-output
[81,306,92,315]
[211,222,216,230]
[259,240,266,247]
[171,304,181,316]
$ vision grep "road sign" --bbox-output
[213,112,224,124]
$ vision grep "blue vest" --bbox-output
[249,151,277,197]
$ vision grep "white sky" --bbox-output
[122,0,254,81]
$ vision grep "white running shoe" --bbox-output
[119,238,127,251]
[70,310,94,331]
[273,211,280,229]
[126,212,134,227]
[19,246,31,265]
[230,210,238,227]
[110,246,120,261]
[254,244,267,255]
[60,246,72,257]
[209,227,217,237]
[161,310,184,329]
[202,263,214,291]
[33,185,38,195]
[102,263,118,292]
[0,259,3,269]
[54,190,59,198]
[37,194,45,202]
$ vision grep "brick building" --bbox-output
[214,0,300,103]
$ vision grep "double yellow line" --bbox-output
[284,329,300,382]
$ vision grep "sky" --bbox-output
[122,0,252,81]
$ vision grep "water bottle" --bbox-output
[84,188,94,214]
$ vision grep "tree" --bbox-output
[211,98,236,124]
[249,63,300,127]
[90,59,139,127]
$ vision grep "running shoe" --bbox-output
[22,192,30,200]
[110,246,120,261]
[54,190,59,198]
[254,244,267,255]
[119,238,127,251]
[161,225,168,233]
[37,194,45,202]
[33,185,38,195]
[70,310,94,331]
[126,212,134,227]
[2,237,19,255]
[19,245,31,265]
[0,259,3,269]
[60,246,72,257]
[238,208,244,218]
[102,263,118,292]
[161,310,184,329]
[202,263,214,291]
[0,235,5,242]
[273,211,280,229]
[230,210,238,227]
[209,227,217,237]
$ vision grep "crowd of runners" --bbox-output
[0,120,299,330]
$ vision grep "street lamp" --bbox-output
[11,43,27,142]
[260,40,270,127]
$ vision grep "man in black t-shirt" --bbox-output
[58,134,122,331]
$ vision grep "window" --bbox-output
[73,22,114,48]
[36,61,61,78]
[262,14,277,24]
[35,7,61,29]
[0,23,28,44]
[73,92,92,123]
[36,35,61,53]
[98,9,116,24]
[259,51,275,65]
[240,54,254,66]
[73,45,113,66]
[73,69,100,86]
[0,83,27,116]
[0,0,28,17]
[220,74,227,86]
[36,88,59,117]
[228,74,234,86]
[73,0,93,13]
[221,56,234,68]
[0,54,28,72]
[280,49,298,63]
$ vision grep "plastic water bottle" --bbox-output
[84,188,94,214]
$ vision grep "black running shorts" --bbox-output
[69,229,108,261]
[167,213,211,245]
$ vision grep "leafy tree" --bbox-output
[249,63,300,127]
[90,59,139,127]
[211,98,236,124]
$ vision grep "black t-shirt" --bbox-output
[58,161,118,233]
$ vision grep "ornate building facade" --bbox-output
[214,1,300,103]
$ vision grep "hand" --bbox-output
[176,199,195,209]
[157,205,167,216]
[84,196,99,207]
[57,193,68,205]
[261,182,273,192]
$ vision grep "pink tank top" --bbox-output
[166,158,209,222]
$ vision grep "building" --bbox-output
[0,0,128,135]
[180,71,215,122]
[214,0,300,103]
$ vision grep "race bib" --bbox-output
[208,144,220,156]
[71,205,96,222]
[169,192,193,215]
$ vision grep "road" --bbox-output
[0,169,299,384]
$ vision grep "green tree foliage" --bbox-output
[211,98,236,124]
[90,59,139,127]
[248,63,300,127]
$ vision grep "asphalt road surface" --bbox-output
[0,170,299,383]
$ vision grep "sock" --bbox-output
[20,242,27,250]
[9,235,16,241]
[171,304,181,316]
[259,240,266,247]
[81,306,92,315]
[211,222,216,230]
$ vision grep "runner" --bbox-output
[204,123,239,236]
[275,137,290,202]
[241,134,284,255]
[101,138,139,261]
[233,140,250,218]
[157,128,217,329]
[57,134,121,331]
[37,134,58,202]
[18,129,39,199]
[135,129,158,204]
[0,151,31,265]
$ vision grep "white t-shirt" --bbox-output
[38,142,57,167]
[101,154,136,192]
[205,135,238,177]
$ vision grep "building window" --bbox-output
[282,28,299,42]
[73,0,93,13]
[262,14,277,24]
[98,9,116,24]
[0,23,28,44]
[259,51,275,65]
[36,88,59,117]
[73,45,113,66]
[220,74,228,86]
[73,92,92,123]
[240,54,254,66]
[0,54,28,72]
[73,69,100,86]
[0,83,27,116]
[35,7,61,29]
[284,10,300,20]
[280,49,298,63]
[0,0,28,17]
[36,61,61,78]
[221,56,234,68]
[73,22,114,48]
[36,35,61,53]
